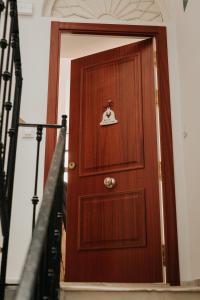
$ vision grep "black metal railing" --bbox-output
[18,121,65,234]
[14,119,67,300]
[0,1,23,298]
[0,1,67,299]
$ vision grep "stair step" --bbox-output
[5,285,17,300]
[60,282,200,300]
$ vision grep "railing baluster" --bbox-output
[1,7,13,131]
[1,2,15,165]
[0,1,5,23]
[31,125,43,233]
[0,1,23,298]
[0,0,9,128]
[2,54,14,166]
[0,68,22,300]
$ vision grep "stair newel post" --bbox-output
[61,114,67,129]
[31,125,43,233]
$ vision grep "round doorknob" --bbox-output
[68,162,76,170]
[104,177,116,189]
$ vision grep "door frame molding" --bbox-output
[45,22,180,285]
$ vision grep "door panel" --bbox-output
[78,190,146,250]
[66,39,163,283]
[80,54,144,175]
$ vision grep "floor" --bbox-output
[5,285,16,300]
[60,282,200,300]
[5,282,200,300]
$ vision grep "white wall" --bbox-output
[3,0,200,284]
[58,58,71,121]
[169,0,200,281]
[6,0,51,283]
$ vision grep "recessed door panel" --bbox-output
[80,55,144,176]
[78,190,146,250]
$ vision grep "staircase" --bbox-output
[5,285,17,300]
[4,282,200,300]
[60,283,200,300]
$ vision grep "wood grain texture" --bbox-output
[80,53,144,176]
[66,39,162,283]
[45,22,180,285]
[78,190,146,250]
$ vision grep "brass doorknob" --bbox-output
[68,162,76,170]
[104,177,116,189]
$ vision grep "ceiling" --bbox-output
[60,34,147,59]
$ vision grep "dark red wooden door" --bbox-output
[65,39,163,283]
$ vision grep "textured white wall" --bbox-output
[3,0,200,284]
[171,0,200,281]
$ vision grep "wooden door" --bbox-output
[65,39,163,283]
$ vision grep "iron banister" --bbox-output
[14,127,66,300]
